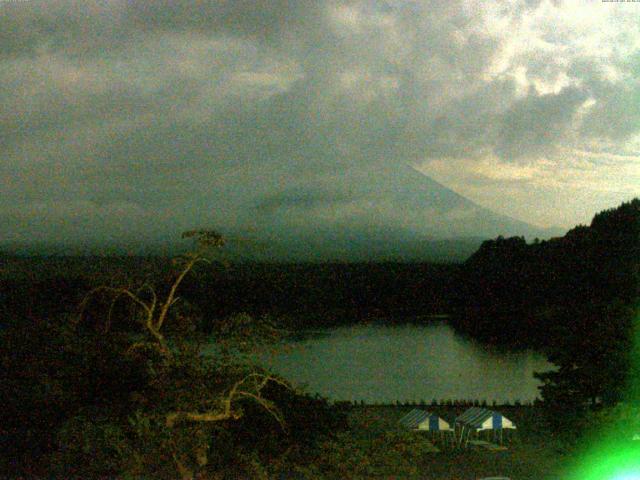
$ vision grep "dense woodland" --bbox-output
[0,258,456,328]
[453,198,640,414]
[0,199,638,477]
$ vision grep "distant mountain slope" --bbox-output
[231,163,560,261]
[0,164,561,260]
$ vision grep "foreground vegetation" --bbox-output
[0,231,349,478]
[1,199,638,477]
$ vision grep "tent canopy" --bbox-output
[399,409,452,431]
[455,407,516,431]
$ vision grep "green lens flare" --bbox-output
[570,307,640,480]
[611,473,640,480]
[571,443,640,480]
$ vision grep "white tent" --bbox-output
[398,409,452,431]
[454,407,516,447]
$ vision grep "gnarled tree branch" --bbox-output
[165,373,291,429]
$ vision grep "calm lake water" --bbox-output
[258,322,552,404]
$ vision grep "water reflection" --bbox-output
[259,322,551,403]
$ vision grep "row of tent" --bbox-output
[399,407,516,432]
[398,407,516,446]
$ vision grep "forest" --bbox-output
[453,198,640,412]
[0,198,638,478]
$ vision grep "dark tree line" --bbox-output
[182,262,456,329]
[453,198,640,416]
[0,260,457,333]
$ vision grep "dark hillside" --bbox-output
[454,198,639,345]
[453,198,640,410]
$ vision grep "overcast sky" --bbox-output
[1,0,639,248]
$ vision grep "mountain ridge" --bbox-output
[1,164,564,261]
[233,163,563,261]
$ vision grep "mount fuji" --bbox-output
[225,163,560,261]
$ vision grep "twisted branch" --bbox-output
[156,255,204,332]
[165,373,291,429]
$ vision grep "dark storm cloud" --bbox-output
[0,0,327,61]
[495,86,587,161]
[256,189,356,214]
[127,0,323,42]
[580,83,640,142]
[406,79,519,160]
[0,1,129,58]
[0,0,638,247]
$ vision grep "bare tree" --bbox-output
[77,230,292,479]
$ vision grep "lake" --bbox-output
[259,322,552,404]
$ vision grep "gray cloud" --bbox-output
[580,84,640,142]
[0,0,639,249]
[256,188,358,214]
[495,86,587,161]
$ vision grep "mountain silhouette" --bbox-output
[231,163,560,261]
